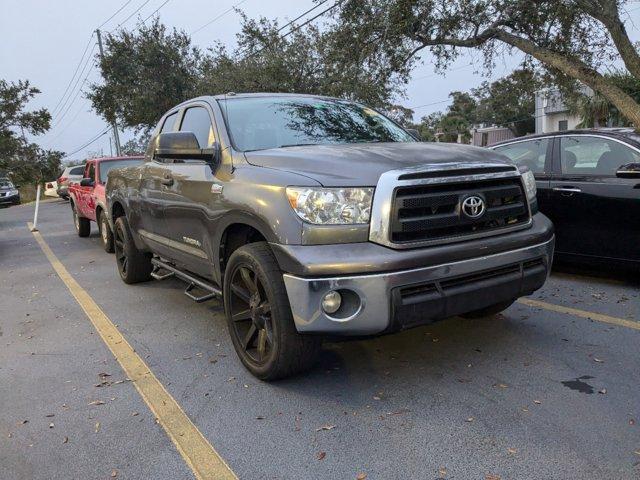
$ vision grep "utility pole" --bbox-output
[96,29,121,155]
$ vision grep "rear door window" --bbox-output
[70,166,85,176]
[86,163,96,181]
[560,135,640,175]
[493,138,550,174]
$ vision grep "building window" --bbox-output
[558,120,568,131]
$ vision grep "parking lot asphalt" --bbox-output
[1,200,639,480]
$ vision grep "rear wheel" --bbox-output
[223,242,321,380]
[461,300,515,319]
[113,216,152,284]
[72,204,90,237]
[99,211,114,253]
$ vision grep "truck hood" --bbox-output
[243,142,512,186]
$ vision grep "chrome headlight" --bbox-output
[7,189,19,196]
[286,187,374,224]
[519,168,537,202]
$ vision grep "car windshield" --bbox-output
[0,180,14,188]
[218,96,415,152]
[99,159,144,183]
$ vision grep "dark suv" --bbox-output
[107,93,554,380]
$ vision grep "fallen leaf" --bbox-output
[111,469,118,478]
[373,396,381,401]
[485,475,501,480]
[49,422,54,429]
[20,420,28,425]
[132,412,139,417]
[465,417,474,423]
[496,383,508,389]
[386,408,411,416]
[533,400,542,405]
[45,414,55,418]
[634,449,640,456]
[98,373,111,378]
[95,422,101,433]
[88,400,105,406]
[598,388,607,394]
[593,357,604,363]
[316,424,335,432]
[507,448,517,454]
[317,451,326,460]
[63,436,68,444]
[256,416,265,420]
[438,466,447,477]
[356,474,367,480]
[629,419,636,426]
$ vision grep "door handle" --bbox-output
[553,186,581,193]
[161,176,174,187]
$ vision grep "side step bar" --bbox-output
[151,257,222,303]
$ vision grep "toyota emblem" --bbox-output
[461,195,485,219]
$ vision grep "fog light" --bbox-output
[321,291,342,314]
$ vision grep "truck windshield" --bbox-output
[99,159,144,183]
[218,96,415,152]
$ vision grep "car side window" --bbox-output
[179,106,215,148]
[160,111,178,134]
[560,136,640,175]
[70,166,85,175]
[493,138,549,174]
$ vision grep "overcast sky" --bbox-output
[2,0,640,164]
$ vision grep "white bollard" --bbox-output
[31,184,42,232]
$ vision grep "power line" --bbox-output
[97,0,133,29]
[62,127,111,159]
[411,63,474,82]
[191,0,247,35]
[111,0,152,32]
[274,0,330,34]
[52,43,98,125]
[245,0,342,58]
[139,0,170,26]
[50,33,95,117]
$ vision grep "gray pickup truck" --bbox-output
[106,93,554,380]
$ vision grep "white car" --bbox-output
[44,180,59,198]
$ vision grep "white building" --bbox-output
[534,87,591,134]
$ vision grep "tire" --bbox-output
[99,211,115,253]
[72,204,90,237]
[223,242,321,381]
[113,216,152,284]
[461,300,515,319]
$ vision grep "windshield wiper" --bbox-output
[277,143,318,148]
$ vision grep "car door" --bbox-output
[136,110,179,253]
[160,103,221,278]
[78,162,96,219]
[492,136,553,215]
[548,134,640,262]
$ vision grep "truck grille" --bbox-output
[390,177,529,244]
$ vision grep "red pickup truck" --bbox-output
[69,156,144,252]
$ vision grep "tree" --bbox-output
[472,69,541,136]
[0,79,62,185]
[88,19,202,132]
[90,15,406,132]
[567,72,640,127]
[329,0,640,127]
[120,133,150,155]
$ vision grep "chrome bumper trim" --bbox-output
[282,236,554,335]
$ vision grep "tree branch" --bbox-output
[576,0,640,79]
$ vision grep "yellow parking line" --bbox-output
[28,223,237,480]
[518,297,640,331]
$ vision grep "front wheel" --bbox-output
[113,216,152,284]
[461,300,515,319]
[223,242,321,380]
[99,211,114,253]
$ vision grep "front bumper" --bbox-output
[282,235,554,335]
[0,194,20,205]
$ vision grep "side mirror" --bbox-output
[80,178,94,187]
[14,184,20,189]
[406,128,421,141]
[154,132,217,163]
[616,162,640,178]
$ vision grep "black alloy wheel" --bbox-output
[228,263,274,364]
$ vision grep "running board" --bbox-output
[151,257,221,303]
